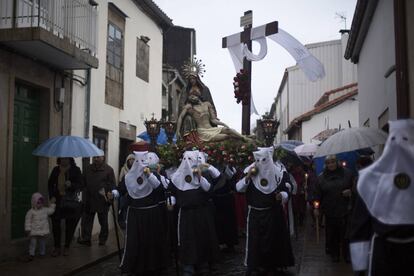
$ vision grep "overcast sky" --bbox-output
[154,0,357,132]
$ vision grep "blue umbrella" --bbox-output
[138,128,176,145]
[314,150,361,176]
[33,135,104,157]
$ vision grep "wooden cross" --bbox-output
[222,11,278,135]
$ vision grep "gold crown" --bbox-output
[182,57,206,79]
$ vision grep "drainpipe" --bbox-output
[61,73,65,135]
[84,68,91,140]
[81,68,92,173]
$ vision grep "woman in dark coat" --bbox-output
[48,157,82,257]
[313,155,354,262]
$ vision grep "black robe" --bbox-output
[169,183,219,266]
[153,172,173,263]
[244,180,295,270]
[349,194,414,275]
[213,170,238,248]
[117,178,168,275]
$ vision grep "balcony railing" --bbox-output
[0,0,97,57]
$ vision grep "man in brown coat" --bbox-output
[78,156,116,246]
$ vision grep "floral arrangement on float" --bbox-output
[156,140,288,170]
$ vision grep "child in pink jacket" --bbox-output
[25,192,56,260]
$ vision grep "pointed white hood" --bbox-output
[250,149,279,194]
[171,150,201,191]
[125,151,153,199]
[358,119,414,225]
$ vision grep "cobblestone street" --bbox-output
[74,210,353,276]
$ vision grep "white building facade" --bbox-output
[273,32,358,143]
[345,0,414,129]
[301,86,359,144]
[71,0,172,177]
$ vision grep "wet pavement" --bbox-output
[73,208,353,276]
[297,218,352,276]
[0,229,123,276]
[73,227,300,276]
[0,210,351,275]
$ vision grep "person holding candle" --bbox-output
[236,147,294,275]
[313,155,354,262]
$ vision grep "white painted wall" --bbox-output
[273,34,357,143]
[301,96,359,144]
[357,0,397,127]
[274,82,289,143]
[288,39,357,122]
[71,70,87,138]
[341,33,358,85]
[71,0,163,178]
[70,0,164,236]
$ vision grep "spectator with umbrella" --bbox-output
[32,135,104,255]
[48,157,82,257]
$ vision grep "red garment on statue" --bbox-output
[183,131,203,146]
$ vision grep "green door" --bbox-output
[11,84,40,239]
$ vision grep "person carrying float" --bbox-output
[169,150,219,276]
[236,147,295,275]
[349,119,414,276]
[147,151,175,264]
[212,161,239,252]
[110,151,168,276]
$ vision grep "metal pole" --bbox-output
[242,10,252,135]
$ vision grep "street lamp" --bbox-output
[144,116,161,151]
[163,121,176,144]
[259,117,280,147]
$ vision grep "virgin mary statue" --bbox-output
[178,58,216,143]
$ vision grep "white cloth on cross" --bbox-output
[227,33,259,115]
[227,27,324,116]
[243,37,268,61]
[269,29,325,81]
[227,27,325,81]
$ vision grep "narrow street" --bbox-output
[74,209,353,276]
[2,0,411,273]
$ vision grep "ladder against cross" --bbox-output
[222,14,278,135]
